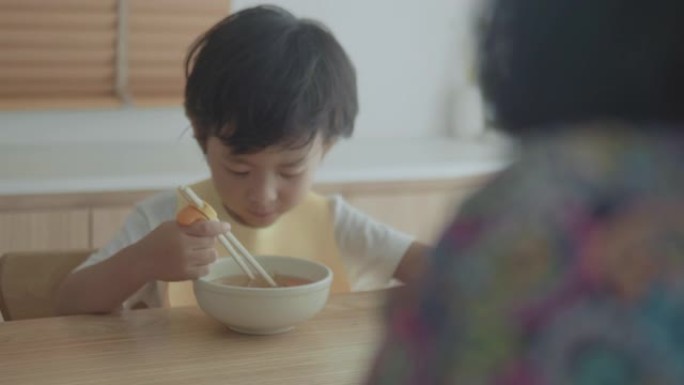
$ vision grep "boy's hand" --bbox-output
[136,220,230,282]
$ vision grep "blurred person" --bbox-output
[365,0,684,384]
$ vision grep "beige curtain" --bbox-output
[0,0,230,110]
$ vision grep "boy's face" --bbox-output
[204,134,330,228]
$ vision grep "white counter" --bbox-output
[0,138,512,195]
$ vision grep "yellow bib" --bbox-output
[167,179,350,306]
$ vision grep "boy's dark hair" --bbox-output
[185,6,358,153]
[478,0,684,135]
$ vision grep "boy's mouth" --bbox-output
[248,210,278,221]
[222,205,278,228]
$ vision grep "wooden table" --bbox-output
[0,290,390,385]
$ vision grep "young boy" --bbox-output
[56,6,429,315]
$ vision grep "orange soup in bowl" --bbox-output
[211,274,312,288]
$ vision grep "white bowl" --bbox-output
[194,255,333,335]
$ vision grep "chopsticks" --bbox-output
[178,185,278,287]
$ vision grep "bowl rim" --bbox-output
[194,255,333,295]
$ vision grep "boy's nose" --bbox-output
[247,174,277,206]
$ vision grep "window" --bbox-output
[0,0,230,109]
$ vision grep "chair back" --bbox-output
[0,250,90,321]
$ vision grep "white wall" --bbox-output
[0,0,474,144]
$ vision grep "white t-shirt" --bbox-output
[78,191,413,308]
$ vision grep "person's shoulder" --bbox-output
[456,131,586,219]
[325,194,357,219]
[458,123,680,219]
[132,190,177,223]
[135,189,175,211]
[326,193,344,208]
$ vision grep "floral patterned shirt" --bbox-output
[366,126,684,385]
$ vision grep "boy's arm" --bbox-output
[393,241,431,284]
[55,220,227,316]
[55,242,153,315]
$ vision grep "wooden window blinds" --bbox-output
[0,0,230,110]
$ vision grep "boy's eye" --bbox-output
[228,169,250,177]
[279,170,303,179]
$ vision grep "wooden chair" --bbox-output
[0,250,91,321]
